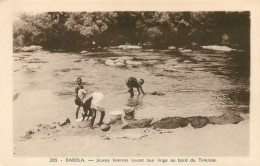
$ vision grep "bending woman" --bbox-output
[77,89,106,129]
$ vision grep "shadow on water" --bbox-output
[126,95,144,109]
[224,52,250,83]
[209,51,250,113]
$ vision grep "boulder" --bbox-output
[21,45,42,52]
[180,49,192,53]
[100,124,110,131]
[201,45,236,52]
[105,59,115,66]
[118,45,142,49]
[80,50,88,54]
[168,46,176,50]
[127,45,142,49]
[208,113,244,125]
[114,62,126,67]
[152,117,189,129]
[122,118,153,129]
[187,116,209,128]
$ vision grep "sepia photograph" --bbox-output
[1,1,260,165]
[12,11,250,157]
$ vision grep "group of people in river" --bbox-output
[74,77,146,129]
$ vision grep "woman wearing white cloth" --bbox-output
[78,89,106,129]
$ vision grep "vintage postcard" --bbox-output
[1,0,260,165]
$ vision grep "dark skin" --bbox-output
[81,96,93,121]
[79,95,105,129]
[90,108,105,129]
[127,80,145,97]
[75,78,83,119]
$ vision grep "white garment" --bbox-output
[91,92,105,112]
[78,89,87,100]
[78,90,105,112]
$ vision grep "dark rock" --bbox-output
[24,129,35,138]
[208,113,244,125]
[59,118,71,126]
[187,116,209,128]
[152,117,189,129]
[100,124,110,131]
[149,91,165,96]
[122,118,153,129]
[26,130,34,135]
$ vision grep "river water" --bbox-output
[13,49,249,138]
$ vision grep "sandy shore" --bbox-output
[14,114,249,157]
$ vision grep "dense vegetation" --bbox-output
[13,11,250,51]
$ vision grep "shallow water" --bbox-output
[13,49,249,138]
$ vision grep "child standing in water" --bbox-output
[77,89,106,129]
[75,77,84,119]
[126,77,146,97]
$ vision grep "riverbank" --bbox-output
[14,114,249,156]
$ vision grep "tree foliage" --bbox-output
[13,11,250,51]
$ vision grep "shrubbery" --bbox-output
[13,11,250,52]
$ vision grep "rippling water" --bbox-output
[13,49,249,138]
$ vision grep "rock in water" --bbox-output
[105,59,115,66]
[208,113,244,125]
[100,124,110,131]
[152,117,189,129]
[187,116,209,128]
[149,91,165,96]
[122,118,153,129]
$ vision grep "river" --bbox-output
[13,48,249,138]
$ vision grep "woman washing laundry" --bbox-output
[77,88,106,129]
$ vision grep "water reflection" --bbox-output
[127,95,144,108]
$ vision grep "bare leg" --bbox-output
[75,106,80,119]
[82,107,88,121]
[130,88,134,97]
[90,108,96,129]
[98,111,105,126]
